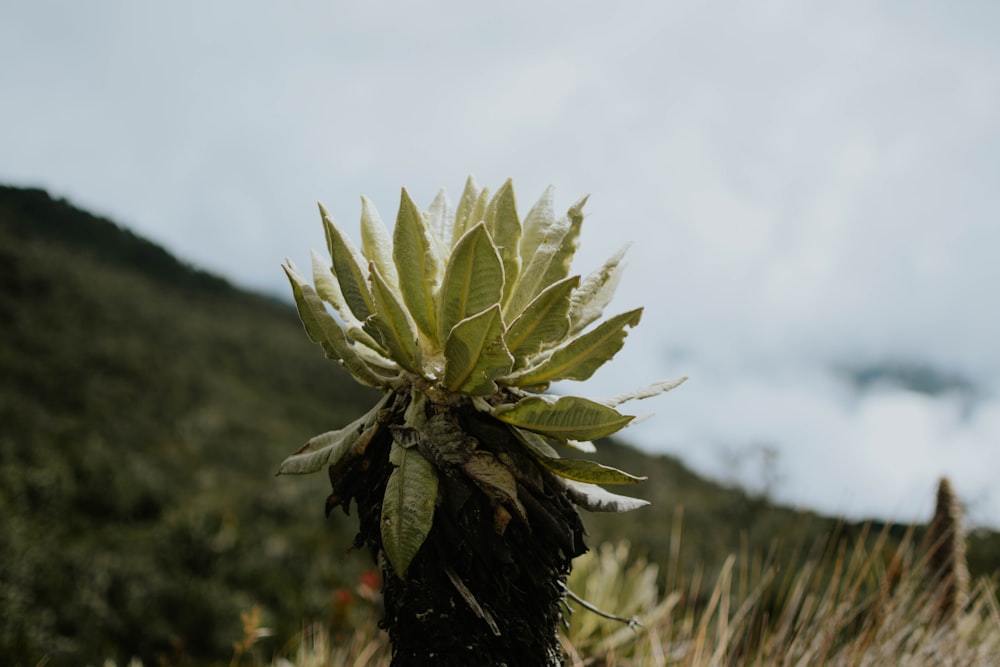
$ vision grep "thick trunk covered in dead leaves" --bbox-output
[327,405,587,667]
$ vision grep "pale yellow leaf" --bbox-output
[393,188,440,339]
[368,262,422,375]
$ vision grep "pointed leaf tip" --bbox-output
[508,307,643,386]
[393,188,440,339]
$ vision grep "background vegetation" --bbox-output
[1,185,996,665]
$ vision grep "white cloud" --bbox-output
[1,0,998,526]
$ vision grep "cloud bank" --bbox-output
[1,1,997,525]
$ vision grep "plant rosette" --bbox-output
[279,177,685,577]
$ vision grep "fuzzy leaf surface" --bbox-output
[393,188,440,339]
[426,189,452,257]
[532,456,646,485]
[504,275,578,363]
[321,205,375,323]
[508,427,642,484]
[508,426,560,458]
[311,250,385,353]
[568,244,629,335]
[504,200,583,319]
[518,184,555,265]
[368,263,422,375]
[382,443,438,577]
[484,179,521,305]
[444,305,513,396]
[493,395,634,441]
[470,188,490,235]
[310,250,342,309]
[438,223,504,342]
[282,262,384,387]
[509,307,642,386]
[601,376,688,408]
[360,196,398,287]
[452,175,481,247]
[277,399,386,475]
[561,478,650,513]
[539,197,587,291]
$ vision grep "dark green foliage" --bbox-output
[0,186,379,664]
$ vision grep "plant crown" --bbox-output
[280,177,685,575]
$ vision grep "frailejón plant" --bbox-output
[279,177,684,665]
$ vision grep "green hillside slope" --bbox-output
[0,186,383,664]
[1,185,995,665]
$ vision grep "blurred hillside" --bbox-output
[1,185,996,666]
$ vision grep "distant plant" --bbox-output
[925,476,971,622]
[278,177,684,665]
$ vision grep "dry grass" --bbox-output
[106,498,998,667]
[558,506,999,666]
[259,511,998,667]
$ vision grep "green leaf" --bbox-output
[426,189,452,258]
[508,425,560,458]
[492,395,634,441]
[320,203,375,323]
[510,427,646,484]
[282,262,387,387]
[393,188,440,339]
[360,196,398,288]
[544,195,588,291]
[561,478,650,512]
[484,179,522,305]
[368,262,422,375]
[382,442,439,576]
[508,307,642,386]
[438,222,504,342]
[311,249,385,353]
[278,424,362,475]
[504,197,585,319]
[277,398,387,475]
[353,341,400,375]
[518,184,555,266]
[470,187,490,232]
[505,275,579,364]
[310,249,341,307]
[443,305,514,396]
[452,175,481,248]
[568,244,629,335]
[532,456,646,485]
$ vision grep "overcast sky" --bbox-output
[2,1,998,527]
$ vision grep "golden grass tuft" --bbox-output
[105,485,1000,667]
[270,509,998,666]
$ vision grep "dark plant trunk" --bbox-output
[328,404,588,667]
